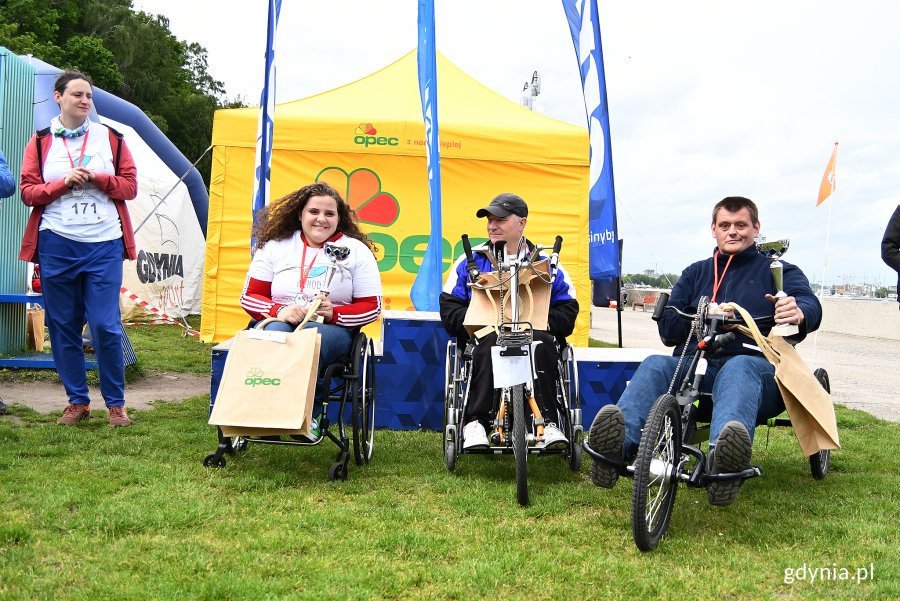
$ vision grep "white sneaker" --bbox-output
[291,417,321,443]
[542,423,568,449]
[462,420,489,450]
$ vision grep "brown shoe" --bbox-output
[108,406,132,427]
[57,403,90,425]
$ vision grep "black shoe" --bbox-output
[707,421,753,506]
[588,404,625,488]
[0,398,6,415]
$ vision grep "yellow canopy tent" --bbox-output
[202,50,590,343]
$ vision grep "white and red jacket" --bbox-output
[241,231,382,328]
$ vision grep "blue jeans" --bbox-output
[617,354,784,457]
[260,320,353,403]
[38,230,125,407]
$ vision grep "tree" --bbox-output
[62,35,123,90]
[0,0,234,185]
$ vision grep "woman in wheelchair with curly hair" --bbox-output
[239,182,382,437]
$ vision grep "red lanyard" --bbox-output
[63,130,90,168]
[711,250,734,302]
[298,242,320,291]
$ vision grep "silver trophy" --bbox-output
[756,238,798,336]
[298,243,350,328]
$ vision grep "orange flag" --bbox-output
[817,142,838,206]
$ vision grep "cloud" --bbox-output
[134,0,900,287]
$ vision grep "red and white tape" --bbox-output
[120,286,200,338]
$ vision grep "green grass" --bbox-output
[0,321,897,599]
[0,316,208,385]
[0,400,896,599]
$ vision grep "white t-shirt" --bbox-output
[40,121,122,242]
[246,231,382,307]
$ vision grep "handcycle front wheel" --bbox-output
[632,393,682,552]
[809,368,831,480]
[511,384,529,506]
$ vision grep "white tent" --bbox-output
[103,117,205,320]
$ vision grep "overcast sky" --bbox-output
[133,0,900,289]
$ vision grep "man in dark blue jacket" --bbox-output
[880,205,900,309]
[0,149,15,198]
[589,196,822,506]
[440,193,579,451]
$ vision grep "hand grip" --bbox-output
[461,234,480,283]
[651,292,670,321]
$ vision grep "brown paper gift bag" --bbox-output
[770,335,840,457]
[725,302,841,457]
[463,259,552,336]
[26,305,45,352]
[209,323,321,436]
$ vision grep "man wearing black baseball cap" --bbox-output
[475,192,529,219]
[440,193,579,451]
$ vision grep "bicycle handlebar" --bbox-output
[651,292,776,328]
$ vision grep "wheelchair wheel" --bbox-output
[445,440,457,472]
[444,341,460,472]
[511,384,529,506]
[559,344,582,471]
[632,394,682,552]
[809,368,831,480]
[203,453,226,469]
[352,336,376,466]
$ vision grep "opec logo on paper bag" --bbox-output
[244,367,282,388]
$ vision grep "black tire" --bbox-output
[632,394,681,552]
[443,342,459,472]
[559,346,582,472]
[445,439,457,472]
[810,368,831,480]
[328,461,348,481]
[352,336,375,466]
[512,384,529,506]
[203,454,226,469]
[569,438,583,472]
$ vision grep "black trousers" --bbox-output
[465,330,559,427]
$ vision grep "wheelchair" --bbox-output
[443,234,583,505]
[204,329,376,481]
[443,336,583,505]
[584,294,832,551]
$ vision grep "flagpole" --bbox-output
[812,141,838,359]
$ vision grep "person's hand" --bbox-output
[64,166,92,189]
[765,294,805,326]
[707,302,734,317]
[276,303,308,325]
[708,302,738,330]
[313,294,333,322]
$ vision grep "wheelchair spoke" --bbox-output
[646,418,676,529]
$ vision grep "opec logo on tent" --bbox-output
[314,166,485,310]
[353,123,399,148]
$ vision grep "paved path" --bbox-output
[0,372,210,416]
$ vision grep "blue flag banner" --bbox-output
[251,0,282,246]
[410,0,443,311]
[561,0,620,280]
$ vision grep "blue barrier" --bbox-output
[209,311,663,430]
